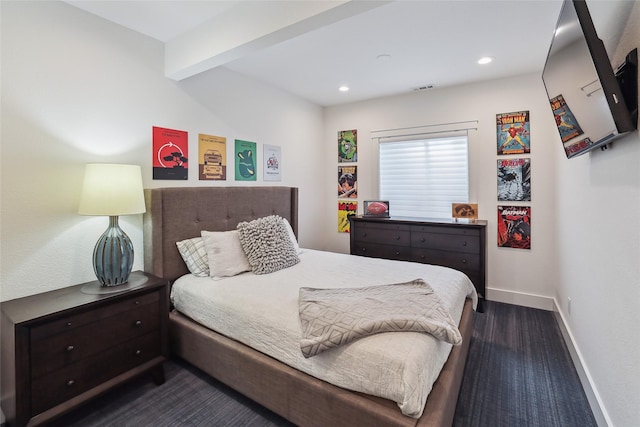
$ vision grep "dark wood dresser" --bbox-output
[1,271,168,427]
[349,216,487,308]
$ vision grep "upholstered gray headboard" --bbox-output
[143,186,299,282]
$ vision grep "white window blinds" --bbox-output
[379,135,469,219]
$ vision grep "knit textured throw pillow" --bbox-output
[237,215,300,274]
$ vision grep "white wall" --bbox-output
[323,73,560,309]
[553,2,640,426]
[0,1,324,301]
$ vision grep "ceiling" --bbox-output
[63,0,632,107]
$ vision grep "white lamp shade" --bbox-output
[78,164,146,216]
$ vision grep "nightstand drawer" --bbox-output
[30,291,159,341]
[31,299,160,378]
[31,330,161,414]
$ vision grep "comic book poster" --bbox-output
[338,165,357,198]
[497,158,531,201]
[263,144,281,181]
[338,129,357,162]
[153,126,188,180]
[234,139,257,181]
[497,205,531,249]
[549,94,584,143]
[198,134,226,181]
[338,201,357,233]
[497,111,530,155]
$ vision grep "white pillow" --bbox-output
[176,237,209,277]
[201,230,251,279]
[283,218,302,255]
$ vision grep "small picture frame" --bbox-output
[364,200,390,217]
[452,203,478,220]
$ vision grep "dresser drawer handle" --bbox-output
[462,259,467,264]
[66,380,75,387]
[66,322,73,327]
[395,251,400,255]
[362,232,367,238]
[420,237,426,243]
[66,345,75,352]
[135,320,143,326]
[361,247,367,252]
[135,349,142,355]
[395,235,400,240]
[462,241,468,246]
[135,300,141,305]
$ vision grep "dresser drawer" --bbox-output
[411,224,480,237]
[411,248,480,272]
[352,242,410,261]
[353,224,410,246]
[31,330,161,414]
[31,299,160,378]
[411,231,480,254]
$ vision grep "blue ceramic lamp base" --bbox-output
[93,216,134,286]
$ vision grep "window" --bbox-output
[379,135,469,219]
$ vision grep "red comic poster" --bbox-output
[497,205,531,249]
[153,126,188,180]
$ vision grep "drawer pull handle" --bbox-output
[462,259,467,264]
[462,241,468,246]
[395,236,400,240]
[395,251,400,255]
[66,380,75,387]
[362,232,367,238]
[135,350,142,355]
[135,320,143,326]
[66,322,72,327]
[135,301,141,305]
[66,345,74,352]
[361,248,367,252]
[421,237,426,243]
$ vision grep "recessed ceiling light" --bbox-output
[478,56,494,65]
[339,85,350,92]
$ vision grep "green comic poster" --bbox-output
[235,139,257,181]
[338,129,357,162]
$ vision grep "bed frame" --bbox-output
[143,186,474,427]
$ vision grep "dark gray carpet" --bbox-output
[47,301,596,427]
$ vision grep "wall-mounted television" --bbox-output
[542,0,637,159]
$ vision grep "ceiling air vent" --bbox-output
[412,84,435,92]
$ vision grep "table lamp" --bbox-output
[78,164,146,286]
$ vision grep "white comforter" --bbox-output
[171,249,477,418]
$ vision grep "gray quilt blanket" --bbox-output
[299,279,462,358]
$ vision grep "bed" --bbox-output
[143,186,476,427]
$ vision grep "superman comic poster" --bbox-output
[497,111,530,155]
[153,126,188,180]
[497,205,531,249]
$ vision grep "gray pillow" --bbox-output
[237,215,300,274]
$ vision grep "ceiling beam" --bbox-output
[165,0,390,81]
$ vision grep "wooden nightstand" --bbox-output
[1,271,169,427]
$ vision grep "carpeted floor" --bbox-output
[47,301,596,427]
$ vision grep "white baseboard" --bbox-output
[552,301,610,427]
[486,287,555,311]
[485,287,609,427]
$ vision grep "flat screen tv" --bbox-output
[542,0,637,159]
